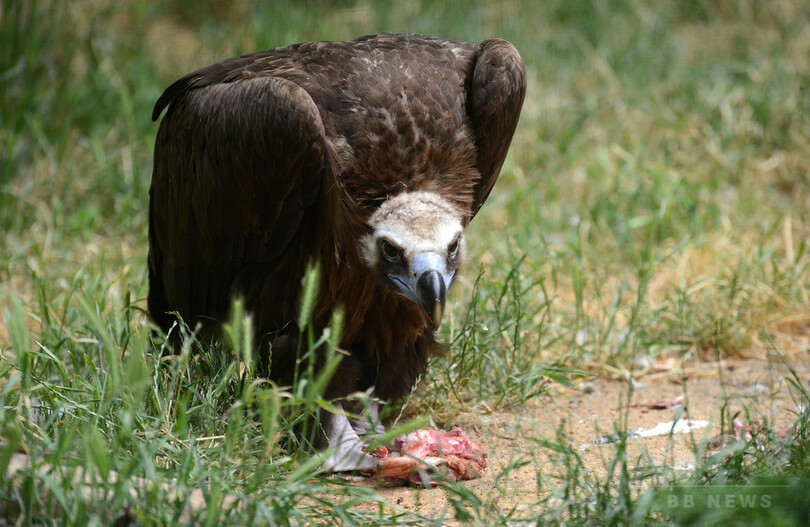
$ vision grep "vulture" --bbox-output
[148,33,526,471]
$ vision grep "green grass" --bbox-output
[2,0,810,524]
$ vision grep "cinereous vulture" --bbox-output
[149,33,526,471]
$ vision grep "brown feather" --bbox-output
[148,33,526,403]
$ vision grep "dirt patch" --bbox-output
[337,354,810,520]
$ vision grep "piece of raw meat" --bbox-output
[373,428,487,486]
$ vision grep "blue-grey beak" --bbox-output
[388,252,453,327]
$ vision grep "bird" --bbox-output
[148,33,526,471]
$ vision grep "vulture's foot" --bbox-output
[321,403,378,473]
[350,400,384,436]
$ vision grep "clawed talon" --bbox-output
[321,449,377,473]
[321,401,384,473]
[349,399,385,436]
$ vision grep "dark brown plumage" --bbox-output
[149,33,525,469]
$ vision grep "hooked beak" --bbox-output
[388,252,453,327]
[416,268,446,327]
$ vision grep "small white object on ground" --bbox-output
[579,419,711,450]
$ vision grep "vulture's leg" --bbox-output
[350,399,385,436]
[321,403,377,472]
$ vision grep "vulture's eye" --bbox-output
[448,236,461,258]
[379,239,401,263]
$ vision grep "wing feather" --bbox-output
[148,73,335,335]
[468,39,527,221]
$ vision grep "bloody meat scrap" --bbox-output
[374,428,487,485]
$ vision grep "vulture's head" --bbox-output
[360,191,466,327]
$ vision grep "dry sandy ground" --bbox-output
[336,353,810,521]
